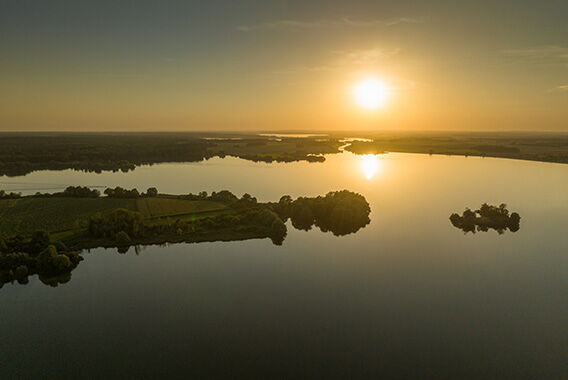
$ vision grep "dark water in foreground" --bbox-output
[1,152,568,378]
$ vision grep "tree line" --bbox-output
[0,134,339,177]
[0,134,209,176]
[0,186,161,199]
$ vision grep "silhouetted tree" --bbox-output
[146,187,158,197]
[290,199,315,231]
[62,186,100,198]
[104,187,141,198]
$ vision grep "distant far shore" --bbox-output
[0,131,567,177]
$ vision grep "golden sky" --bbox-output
[1,1,567,131]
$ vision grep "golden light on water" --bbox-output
[353,78,390,110]
[361,154,381,179]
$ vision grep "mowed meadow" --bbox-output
[135,197,226,218]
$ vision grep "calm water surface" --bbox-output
[1,152,567,378]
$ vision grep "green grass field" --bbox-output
[0,196,230,238]
[136,198,227,218]
[0,198,138,237]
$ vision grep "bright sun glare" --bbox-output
[353,78,389,110]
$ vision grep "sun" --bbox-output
[353,78,389,110]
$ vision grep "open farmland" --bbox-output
[136,197,227,218]
[0,196,231,237]
[0,197,138,237]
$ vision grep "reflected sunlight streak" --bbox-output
[361,154,381,179]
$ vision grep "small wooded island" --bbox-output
[450,203,521,234]
[0,187,370,287]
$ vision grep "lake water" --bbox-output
[1,152,567,378]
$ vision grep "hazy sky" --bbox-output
[1,0,567,131]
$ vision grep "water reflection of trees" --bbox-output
[283,190,371,236]
[450,203,520,234]
[0,232,83,288]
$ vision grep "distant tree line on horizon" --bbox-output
[5,186,160,199]
[2,133,568,177]
[0,135,209,176]
[0,190,22,199]
[0,134,336,176]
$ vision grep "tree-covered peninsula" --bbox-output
[0,187,370,287]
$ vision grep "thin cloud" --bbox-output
[83,73,175,80]
[271,47,400,75]
[550,84,568,92]
[237,17,422,32]
[84,74,147,79]
[502,45,568,65]
[333,47,400,66]
[544,84,568,93]
[268,47,416,91]
[390,78,417,91]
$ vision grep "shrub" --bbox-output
[29,231,51,254]
[62,186,100,198]
[146,187,158,197]
[36,245,58,272]
[115,231,132,244]
[53,241,68,252]
[14,265,28,279]
[104,186,141,198]
[52,255,73,272]
[88,209,145,238]
[210,190,238,203]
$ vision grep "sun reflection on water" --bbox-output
[361,154,381,179]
